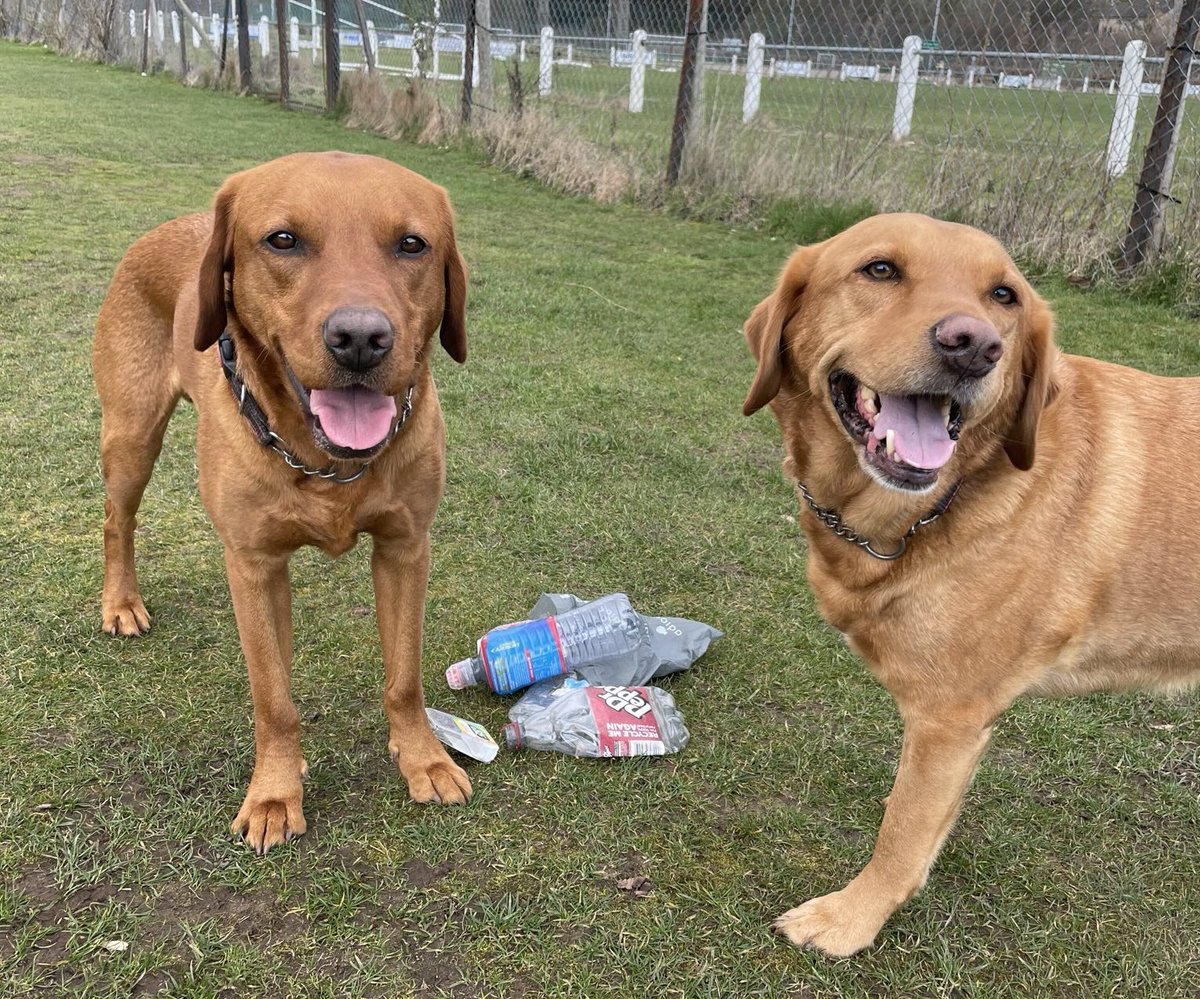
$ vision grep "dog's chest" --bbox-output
[243,483,415,556]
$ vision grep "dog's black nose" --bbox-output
[930,314,1003,378]
[322,307,395,372]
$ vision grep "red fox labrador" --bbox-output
[94,152,471,854]
[743,212,1200,954]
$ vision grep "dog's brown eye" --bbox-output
[265,231,298,251]
[863,260,898,281]
[992,285,1017,305]
[398,235,427,255]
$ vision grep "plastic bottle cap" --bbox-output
[502,723,521,749]
[445,659,477,690]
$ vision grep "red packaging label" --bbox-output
[585,687,666,757]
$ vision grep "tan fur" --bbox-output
[743,213,1200,955]
[94,152,472,854]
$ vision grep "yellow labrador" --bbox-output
[743,213,1200,954]
[95,152,471,853]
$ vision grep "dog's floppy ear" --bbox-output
[742,246,815,416]
[1003,290,1060,471]
[194,181,238,352]
[440,242,468,363]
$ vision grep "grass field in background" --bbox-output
[3,40,1200,997]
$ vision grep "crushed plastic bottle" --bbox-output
[445,593,722,695]
[446,592,643,695]
[502,682,689,757]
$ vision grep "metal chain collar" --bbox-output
[794,479,961,561]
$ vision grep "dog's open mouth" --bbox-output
[285,367,398,459]
[830,371,964,490]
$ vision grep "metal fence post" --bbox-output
[742,32,764,123]
[1105,39,1146,179]
[892,34,921,141]
[538,25,553,97]
[628,29,646,113]
[1120,0,1200,272]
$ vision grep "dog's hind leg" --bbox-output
[94,266,184,636]
[97,392,179,636]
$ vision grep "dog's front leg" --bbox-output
[372,536,472,805]
[775,712,992,956]
[225,547,307,854]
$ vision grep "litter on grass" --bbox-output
[445,591,722,695]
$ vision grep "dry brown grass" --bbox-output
[340,71,451,145]
[473,107,644,203]
[340,70,644,205]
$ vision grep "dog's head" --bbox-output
[742,213,1057,494]
[193,151,468,460]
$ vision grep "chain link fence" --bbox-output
[3,0,1199,280]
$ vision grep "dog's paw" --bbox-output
[231,764,307,856]
[101,595,150,637]
[773,890,882,957]
[394,748,473,806]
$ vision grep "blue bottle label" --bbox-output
[480,617,567,694]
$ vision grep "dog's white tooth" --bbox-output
[862,393,878,415]
[885,428,895,457]
[941,400,951,427]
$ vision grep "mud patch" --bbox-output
[143,883,309,947]
[403,858,455,889]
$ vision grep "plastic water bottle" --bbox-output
[445,592,643,695]
[501,684,689,757]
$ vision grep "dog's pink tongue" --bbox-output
[309,386,396,450]
[871,393,955,470]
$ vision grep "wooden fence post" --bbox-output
[628,29,646,112]
[538,25,552,96]
[235,0,251,90]
[1105,39,1146,179]
[276,0,289,103]
[892,34,921,141]
[351,0,374,72]
[742,32,764,123]
[461,0,475,122]
[665,0,706,186]
[1120,0,1200,271]
[322,0,339,110]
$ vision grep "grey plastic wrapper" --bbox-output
[526,592,722,686]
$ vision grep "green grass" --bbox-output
[3,40,1200,997]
